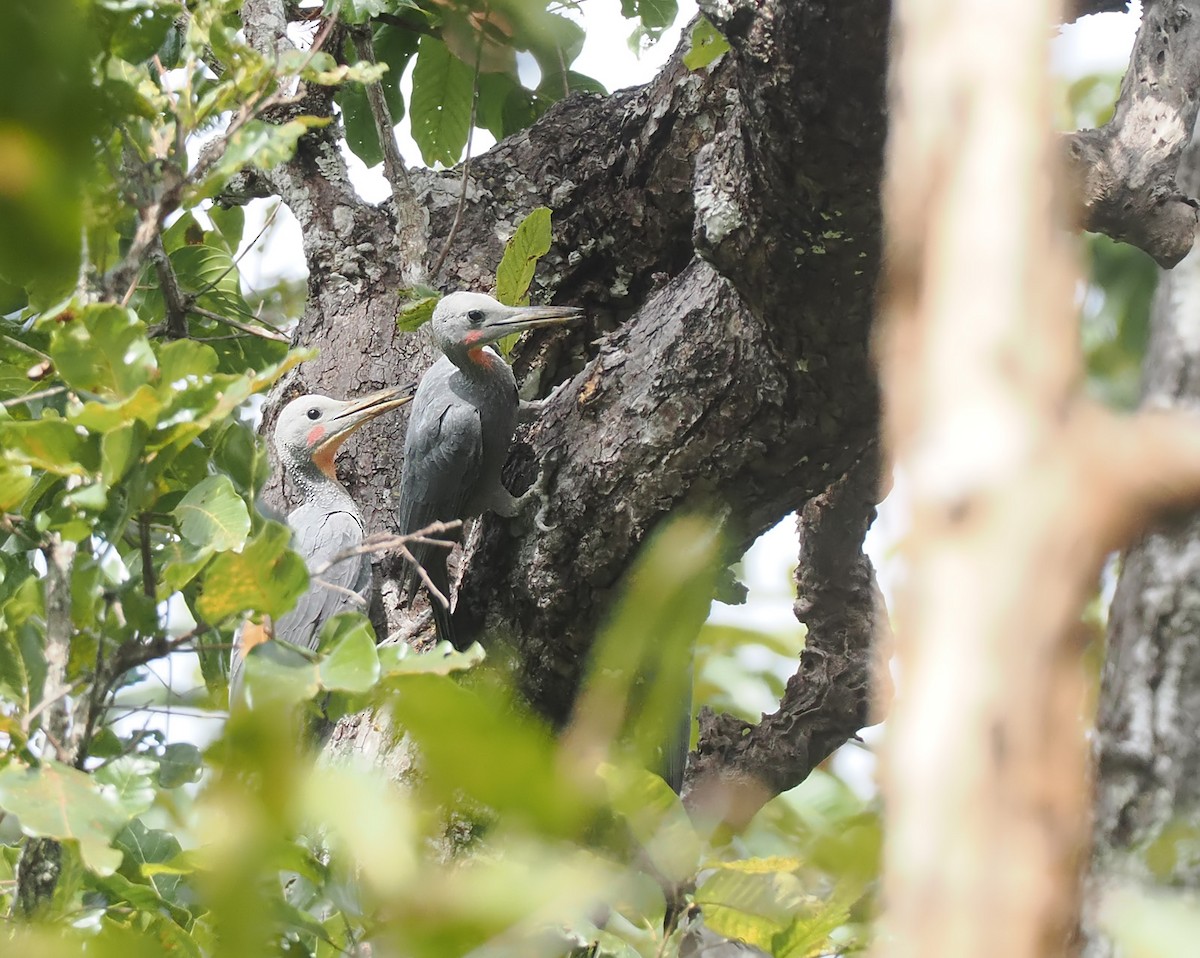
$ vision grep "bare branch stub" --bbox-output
[682,451,887,828]
[1064,0,1200,268]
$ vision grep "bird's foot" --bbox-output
[514,469,556,533]
[518,378,572,424]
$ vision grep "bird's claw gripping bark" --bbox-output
[518,378,572,424]
[515,469,556,533]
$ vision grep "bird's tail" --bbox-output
[424,550,459,649]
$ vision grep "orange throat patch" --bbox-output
[238,618,273,655]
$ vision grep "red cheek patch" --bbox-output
[464,330,484,345]
[307,424,326,446]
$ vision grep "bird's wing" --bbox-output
[272,505,369,653]
[396,371,482,599]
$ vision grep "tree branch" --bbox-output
[1064,0,1200,268]
[351,26,427,285]
[683,449,889,828]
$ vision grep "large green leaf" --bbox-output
[410,36,474,167]
[567,513,722,782]
[0,418,100,475]
[378,640,485,676]
[620,0,679,36]
[48,304,155,398]
[495,207,552,307]
[316,613,380,693]
[0,762,135,874]
[694,862,809,951]
[173,475,251,552]
[684,17,731,71]
[114,818,187,907]
[94,756,157,819]
[196,520,308,620]
[599,764,700,885]
[388,675,593,836]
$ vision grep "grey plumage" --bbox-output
[397,292,581,647]
[229,386,413,707]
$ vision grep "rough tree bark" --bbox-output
[1065,0,1200,268]
[878,0,1200,955]
[1082,127,1200,958]
[240,0,891,813]
[233,0,1198,829]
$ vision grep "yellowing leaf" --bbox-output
[0,762,135,874]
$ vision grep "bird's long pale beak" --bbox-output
[328,383,417,435]
[314,384,416,476]
[480,304,583,344]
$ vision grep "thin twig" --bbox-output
[0,386,68,409]
[351,27,418,218]
[187,305,290,342]
[308,522,463,610]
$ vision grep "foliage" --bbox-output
[0,1,878,956]
[332,0,643,169]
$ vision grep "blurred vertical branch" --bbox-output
[874,0,1200,953]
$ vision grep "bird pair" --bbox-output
[228,292,580,707]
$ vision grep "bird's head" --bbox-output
[429,291,582,362]
[274,385,415,479]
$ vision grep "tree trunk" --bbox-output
[1083,126,1200,958]
[240,0,890,812]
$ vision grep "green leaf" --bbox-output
[192,116,329,201]
[621,0,679,36]
[242,637,321,706]
[695,861,811,950]
[495,207,553,307]
[316,613,380,693]
[388,675,593,836]
[114,818,186,903]
[169,242,249,318]
[196,520,308,620]
[683,17,731,71]
[95,757,157,818]
[155,743,203,789]
[173,475,251,552]
[396,286,441,332]
[410,36,474,167]
[48,304,155,398]
[0,419,99,475]
[378,640,485,675]
[771,890,856,958]
[325,0,389,25]
[568,513,722,783]
[336,25,417,166]
[0,629,30,708]
[599,764,700,884]
[100,421,146,486]
[0,762,134,874]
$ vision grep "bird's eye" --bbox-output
[467,309,484,323]
[306,408,321,421]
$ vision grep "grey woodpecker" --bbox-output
[396,291,581,648]
[229,384,415,707]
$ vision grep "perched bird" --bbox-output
[229,384,415,707]
[397,291,581,647]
